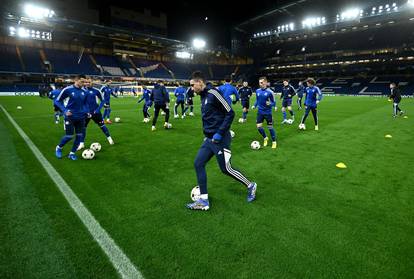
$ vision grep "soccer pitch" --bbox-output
[0,95,413,278]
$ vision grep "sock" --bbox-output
[107,108,112,119]
[268,127,276,141]
[289,110,294,117]
[59,135,73,148]
[200,194,208,200]
[257,127,266,138]
[242,111,247,119]
[100,125,110,137]
[283,111,287,120]
[71,133,82,153]
[190,106,193,113]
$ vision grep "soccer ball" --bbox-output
[298,123,306,130]
[191,186,201,201]
[17,106,22,110]
[238,118,244,123]
[90,142,101,152]
[164,123,172,129]
[287,119,294,125]
[114,117,121,123]
[143,118,150,123]
[250,141,261,150]
[230,130,235,138]
[82,149,95,160]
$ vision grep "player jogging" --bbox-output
[186,71,257,211]
[389,83,404,118]
[280,79,296,124]
[238,81,253,123]
[253,77,277,149]
[138,85,152,122]
[299,78,323,131]
[101,80,118,124]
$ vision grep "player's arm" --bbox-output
[212,91,234,142]
[54,88,68,114]
[252,91,258,108]
[164,87,170,104]
[233,88,240,103]
[96,89,105,113]
[111,90,118,98]
[268,91,276,108]
[316,87,323,103]
[289,86,296,97]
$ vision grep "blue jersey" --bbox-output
[219,83,239,105]
[200,85,234,137]
[84,87,104,113]
[297,84,305,97]
[238,86,253,101]
[151,84,170,105]
[304,86,323,107]
[138,88,152,105]
[101,85,117,103]
[254,88,275,115]
[174,86,186,102]
[54,85,88,120]
[48,89,61,100]
[281,85,296,99]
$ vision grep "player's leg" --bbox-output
[162,105,170,124]
[142,104,147,119]
[281,102,287,123]
[180,101,185,116]
[94,113,113,144]
[152,104,161,129]
[301,106,311,124]
[56,119,74,158]
[311,107,318,130]
[187,141,215,210]
[78,117,91,150]
[68,119,85,160]
[287,102,294,121]
[256,113,268,146]
[174,102,179,118]
[266,115,277,148]
[213,134,257,202]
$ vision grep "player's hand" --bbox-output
[251,105,255,109]
[87,113,92,118]
[232,100,237,105]
[266,101,271,106]
[94,109,100,114]
[65,111,72,116]
[288,94,291,98]
[274,107,278,112]
[212,133,222,143]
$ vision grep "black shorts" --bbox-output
[241,100,250,109]
[64,117,85,135]
[85,112,104,127]
[256,113,273,125]
[282,99,293,108]
[176,100,185,105]
[186,98,193,106]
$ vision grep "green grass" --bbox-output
[0,95,413,278]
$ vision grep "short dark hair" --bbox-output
[307,78,316,85]
[75,74,86,80]
[191,71,205,82]
[225,76,231,82]
[259,76,267,82]
[283,79,289,82]
[390,82,397,87]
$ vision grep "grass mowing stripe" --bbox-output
[0,104,143,279]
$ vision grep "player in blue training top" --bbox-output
[174,82,187,119]
[186,71,257,211]
[296,81,305,110]
[48,83,63,124]
[183,86,195,116]
[238,81,253,123]
[280,79,296,124]
[219,77,239,106]
[54,75,88,160]
[253,76,277,149]
[77,77,114,150]
[100,80,118,124]
[138,85,152,122]
[299,78,323,131]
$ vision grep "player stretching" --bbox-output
[48,83,63,124]
[174,82,187,118]
[296,81,305,110]
[54,75,88,160]
[219,77,239,105]
[280,79,296,124]
[138,85,152,122]
[253,77,277,149]
[151,80,171,131]
[186,71,257,211]
[238,81,253,123]
[389,83,404,118]
[77,78,114,150]
[299,78,323,131]
[101,80,118,124]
